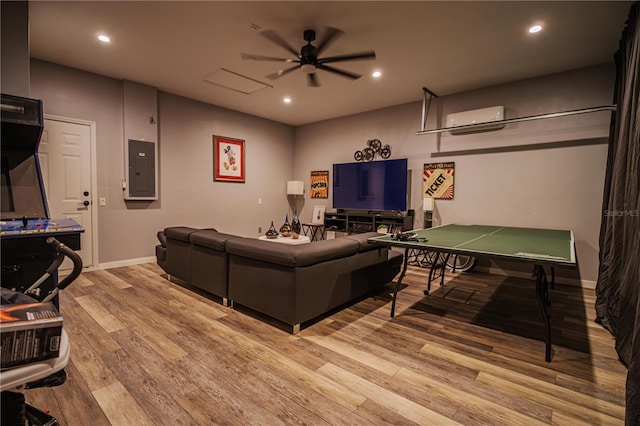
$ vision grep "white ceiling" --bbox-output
[29,1,632,126]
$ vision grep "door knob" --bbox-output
[84,191,90,196]
[82,200,90,206]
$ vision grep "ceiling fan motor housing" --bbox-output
[300,44,318,66]
[303,29,316,42]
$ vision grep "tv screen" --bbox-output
[333,158,407,211]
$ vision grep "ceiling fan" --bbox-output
[241,27,376,87]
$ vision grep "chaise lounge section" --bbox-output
[226,232,402,333]
[155,227,402,333]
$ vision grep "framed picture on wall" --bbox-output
[213,135,245,182]
[312,205,326,224]
[423,162,454,199]
[310,170,329,198]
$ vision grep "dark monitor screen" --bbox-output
[333,158,407,212]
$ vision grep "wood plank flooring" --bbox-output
[24,263,626,425]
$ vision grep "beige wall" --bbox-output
[294,64,614,285]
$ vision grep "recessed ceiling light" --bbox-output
[283,97,291,104]
[528,24,543,34]
[372,71,382,78]
[98,34,111,43]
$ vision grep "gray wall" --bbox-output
[30,59,295,265]
[1,1,30,97]
[294,64,614,285]
[29,58,612,284]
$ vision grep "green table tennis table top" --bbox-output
[369,224,576,265]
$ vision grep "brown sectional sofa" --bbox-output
[155,227,402,333]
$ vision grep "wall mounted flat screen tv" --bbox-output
[333,158,408,212]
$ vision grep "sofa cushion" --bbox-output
[226,237,359,268]
[190,230,238,251]
[343,232,383,252]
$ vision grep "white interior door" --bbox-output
[39,119,94,270]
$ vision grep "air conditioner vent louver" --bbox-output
[445,106,506,134]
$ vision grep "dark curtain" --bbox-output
[595,2,640,424]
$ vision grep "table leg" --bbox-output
[534,265,552,362]
[425,251,449,295]
[390,247,410,318]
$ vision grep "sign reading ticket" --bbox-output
[423,162,455,199]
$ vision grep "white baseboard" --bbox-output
[98,256,156,270]
[475,265,596,289]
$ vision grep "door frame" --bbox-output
[44,114,99,271]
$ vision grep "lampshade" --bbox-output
[286,180,304,195]
[423,197,434,211]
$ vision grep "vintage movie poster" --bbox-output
[310,171,329,198]
[423,162,454,199]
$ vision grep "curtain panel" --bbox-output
[595,2,640,424]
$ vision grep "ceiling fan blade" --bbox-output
[317,64,361,80]
[265,65,300,80]
[260,29,300,57]
[316,26,344,56]
[318,50,376,64]
[241,53,297,63]
[307,73,320,87]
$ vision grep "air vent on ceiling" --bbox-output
[204,68,272,94]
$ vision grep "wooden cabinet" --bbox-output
[324,210,414,234]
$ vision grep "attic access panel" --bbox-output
[126,139,157,200]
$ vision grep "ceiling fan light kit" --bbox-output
[242,27,376,87]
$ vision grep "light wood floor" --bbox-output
[25,263,626,425]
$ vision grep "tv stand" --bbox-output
[324,210,414,235]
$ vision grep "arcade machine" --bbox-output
[1,93,84,304]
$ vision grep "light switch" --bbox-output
[99,197,107,206]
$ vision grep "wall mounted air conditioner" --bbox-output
[445,106,506,135]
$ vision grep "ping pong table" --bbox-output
[368,224,576,362]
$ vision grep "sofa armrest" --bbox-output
[157,231,167,247]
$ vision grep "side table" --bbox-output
[301,223,325,242]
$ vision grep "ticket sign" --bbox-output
[423,162,454,199]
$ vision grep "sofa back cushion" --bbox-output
[226,237,359,267]
[164,226,201,242]
[190,230,238,251]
